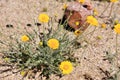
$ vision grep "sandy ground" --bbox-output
[0,0,120,80]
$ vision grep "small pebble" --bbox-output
[6,24,13,28]
[35,23,41,26]
[83,5,88,8]
[27,24,32,27]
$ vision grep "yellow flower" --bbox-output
[39,41,43,46]
[75,21,80,26]
[47,38,59,49]
[114,20,119,25]
[79,0,85,3]
[59,61,73,74]
[74,30,82,36]
[93,9,98,16]
[54,13,58,17]
[97,36,102,40]
[21,35,29,42]
[110,0,118,2]
[63,4,67,10]
[38,13,49,23]
[86,16,98,26]
[20,70,27,77]
[4,57,10,62]
[101,23,107,28]
[114,24,120,34]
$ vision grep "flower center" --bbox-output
[42,16,46,20]
[77,31,80,34]
[90,19,94,23]
[63,65,69,70]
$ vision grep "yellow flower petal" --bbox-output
[59,61,73,74]
[21,35,29,42]
[114,24,120,34]
[75,21,80,26]
[101,23,106,28]
[47,38,59,49]
[110,0,118,2]
[79,0,85,3]
[39,41,43,46]
[63,4,67,10]
[114,20,119,25]
[20,70,27,77]
[86,16,98,26]
[4,58,10,62]
[93,9,98,16]
[38,13,49,23]
[74,30,82,36]
[97,36,102,40]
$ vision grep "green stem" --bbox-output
[0,40,8,46]
[43,23,47,41]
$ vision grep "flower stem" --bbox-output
[108,3,114,18]
[99,3,110,17]
[115,33,118,56]
[89,26,97,38]
[43,23,47,41]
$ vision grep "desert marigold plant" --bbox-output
[86,16,98,26]
[38,13,49,23]
[114,24,120,34]
[2,16,77,79]
[59,61,73,74]
[21,35,29,42]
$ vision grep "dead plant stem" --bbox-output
[108,3,114,18]
[99,3,110,17]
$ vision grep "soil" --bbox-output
[0,0,120,80]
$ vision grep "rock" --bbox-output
[62,0,93,31]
